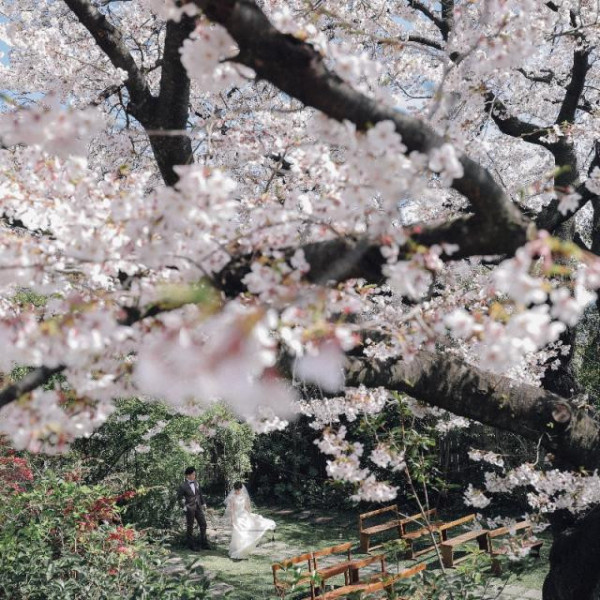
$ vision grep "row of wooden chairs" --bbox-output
[359,505,543,571]
[271,506,541,599]
[272,541,424,599]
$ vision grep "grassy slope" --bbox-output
[174,507,550,599]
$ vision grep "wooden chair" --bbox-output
[487,521,543,574]
[318,563,426,599]
[347,553,387,585]
[438,514,489,568]
[272,551,315,599]
[398,508,441,559]
[312,542,354,588]
[359,505,403,553]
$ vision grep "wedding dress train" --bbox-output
[225,487,276,559]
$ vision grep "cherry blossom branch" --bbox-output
[346,352,600,471]
[0,297,206,409]
[0,366,64,411]
[62,0,154,120]
[406,0,444,34]
[192,0,529,246]
[63,0,194,184]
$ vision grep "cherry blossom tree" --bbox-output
[3,1,600,597]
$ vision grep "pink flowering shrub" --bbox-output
[0,445,209,600]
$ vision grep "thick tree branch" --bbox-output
[62,0,154,121]
[536,137,600,232]
[216,215,532,299]
[484,91,555,150]
[149,15,196,185]
[346,352,600,471]
[63,0,195,185]
[556,47,591,125]
[536,180,592,232]
[440,0,454,41]
[534,45,592,230]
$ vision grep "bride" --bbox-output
[224,482,276,559]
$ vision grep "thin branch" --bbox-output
[406,0,444,33]
[406,34,444,51]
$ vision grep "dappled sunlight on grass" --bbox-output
[172,506,549,599]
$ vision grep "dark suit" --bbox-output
[177,479,207,548]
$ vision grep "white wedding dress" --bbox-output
[225,487,276,559]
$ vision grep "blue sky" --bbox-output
[0,14,9,66]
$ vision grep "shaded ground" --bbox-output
[170,506,548,599]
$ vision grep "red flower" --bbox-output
[116,490,136,502]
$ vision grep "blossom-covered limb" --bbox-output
[217,217,529,299]
[346,352,600,471]
[193,0,529,243]
[0,366,64,411]
[62,0,154,120]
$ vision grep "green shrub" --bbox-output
[0,447,210,600]
[73,399,254,528]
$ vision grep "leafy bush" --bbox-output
[0,446,210,600]
[74,399,254,528]
[249,418,353,509]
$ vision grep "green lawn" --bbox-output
[172,507,549,599]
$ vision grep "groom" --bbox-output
[177,466,209,550]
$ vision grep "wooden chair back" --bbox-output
[488,521,533,540]
[437,513,476,534]
[312,541,353,570]
[361,563,426,593]
[359,505,398,532]
[272,551,314,593]
[399,508,438,535]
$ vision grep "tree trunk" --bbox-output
[543,507,600,600]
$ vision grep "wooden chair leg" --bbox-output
[441,545,454,568]
[477,534,489,552]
